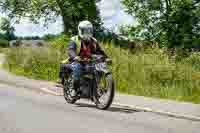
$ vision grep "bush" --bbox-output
[0,39,9,47]
[12,40,22,47]
[184,52,200,71]
[49,34,70,54]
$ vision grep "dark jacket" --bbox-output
[67,37,107,61]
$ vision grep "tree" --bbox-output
[0,17,16,40]
[0,0,103,36]
[0,32,7,40]
[122,0,200,48]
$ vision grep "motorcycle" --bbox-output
[61,55,115,110]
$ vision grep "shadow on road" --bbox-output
[75,103,140,114]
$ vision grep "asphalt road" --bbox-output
[0,83,200,133]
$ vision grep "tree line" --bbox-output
[0,17,16,41]
[0,0,199,50]
[122,0,200,49]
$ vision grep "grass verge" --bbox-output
[3,38,200,104]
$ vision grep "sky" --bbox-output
[0,0,134,37]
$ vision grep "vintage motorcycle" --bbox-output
[61,55,115,110]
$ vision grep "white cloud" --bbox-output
[14,17,63,37]
[98,0,120,20]
[99,0,135,29]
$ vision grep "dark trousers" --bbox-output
[59,62,81,81]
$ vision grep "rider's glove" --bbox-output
[74,56,81,62]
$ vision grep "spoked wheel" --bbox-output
[94,74,115,110]
[63,75,77,104]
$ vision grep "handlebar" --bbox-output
[74,55,112,64]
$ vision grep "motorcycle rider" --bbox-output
[58,20,108,97]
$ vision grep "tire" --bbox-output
[94,74,115,110]
[63,75,77,104]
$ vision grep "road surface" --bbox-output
[0,83,200,133]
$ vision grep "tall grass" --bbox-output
[3,38,200,103]
[103,42,200,103]
[3,35,69,80]
[3,47,62,80]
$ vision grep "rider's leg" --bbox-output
[70,62,81,89]
[58,64,71,84]
[66,62,81,97]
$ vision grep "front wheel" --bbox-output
[63,75,77,104]
[94,74,115,110]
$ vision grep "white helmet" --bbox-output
[78,20,93,40]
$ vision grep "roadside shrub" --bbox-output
[50,34,70,54]
[11,40,22,47]
[184,52,200,71]
[0,39,9,47]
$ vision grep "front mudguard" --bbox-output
[61,58,69,64]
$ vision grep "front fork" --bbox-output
[90,71,99,102]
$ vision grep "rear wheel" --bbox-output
[63,75,77,104]
[94,74,115,110]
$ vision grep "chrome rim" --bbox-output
[97,75,110,105]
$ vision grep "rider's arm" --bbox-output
[67,41,77,61]
[92,37,108,57]
[95,42,108,58]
